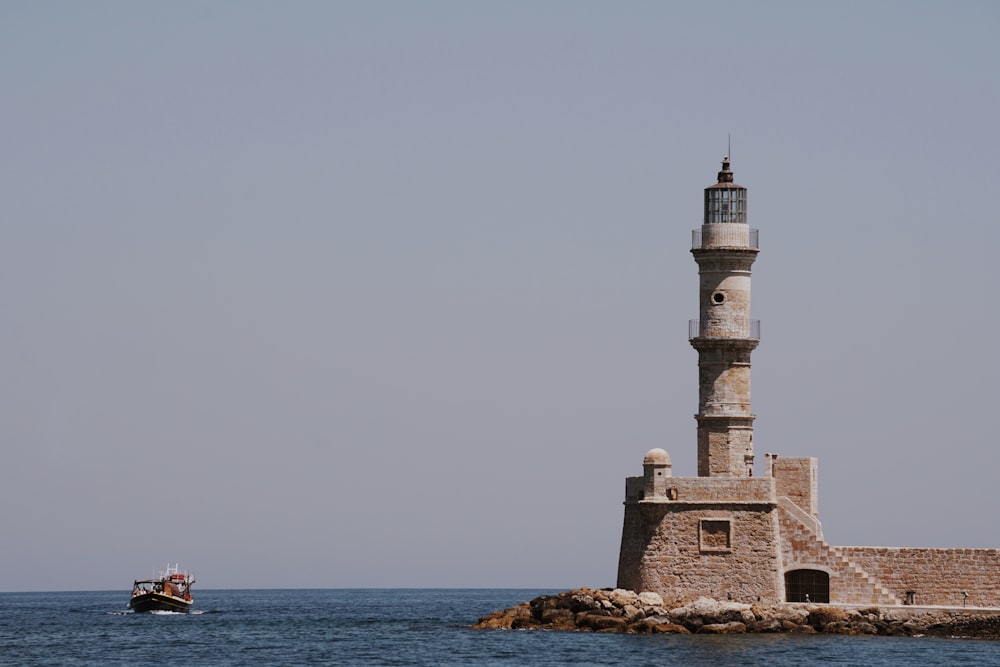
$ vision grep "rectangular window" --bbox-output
[699,519,732,553]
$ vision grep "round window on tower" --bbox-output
[712,292,725,304]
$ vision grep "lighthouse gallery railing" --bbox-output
[689,319,760,340]
[691,226,759,250]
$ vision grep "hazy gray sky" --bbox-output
[2,1,998,592]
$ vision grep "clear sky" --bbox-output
[2,1,998,592]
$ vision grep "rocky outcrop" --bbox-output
[472,589,1000,638]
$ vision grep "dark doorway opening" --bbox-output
[785,569,830,603]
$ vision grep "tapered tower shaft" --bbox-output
[689,157,760,477]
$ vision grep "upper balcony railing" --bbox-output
[692,226,759,250]
[689,319,760,340]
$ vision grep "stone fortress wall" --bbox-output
[619,500,782,604]
[620,450,1000,607]
[837,547,1000,608]
[618,463,783,604]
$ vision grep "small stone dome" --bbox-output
[643,448,671,466]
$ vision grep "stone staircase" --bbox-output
[778,497,899,606]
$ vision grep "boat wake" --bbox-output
[107,608,207,616]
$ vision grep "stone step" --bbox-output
[778,501,898,606]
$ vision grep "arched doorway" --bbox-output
[785,569,830,603]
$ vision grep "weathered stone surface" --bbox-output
[670,597,755,627]
[698,622,747,634]
[747,619,783,633]
[915,612,1000,639]
[823,620,864,635]
[806,606,851,631]
[609,588,638,607]
[836,548,1000,608]
[576,613,628,632]
[471,590,1000,638]
[540,608,574,624]
[789,622,817,633]
[628,618,691,634]
[621,604,643,622]
[637,591,663,608]
[770,606,809,625]
[854,622,879,635]
[475,603,531,630]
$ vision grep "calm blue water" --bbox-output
[1,589,998,666]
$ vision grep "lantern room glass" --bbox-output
[704,187,747,225]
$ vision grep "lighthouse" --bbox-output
[616,155,998,606]
[616,155,782,601]
[689,156,759,477]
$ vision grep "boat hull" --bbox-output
[128,592,193,613]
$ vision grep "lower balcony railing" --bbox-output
[689,319,760,340]
[692,226,759,249]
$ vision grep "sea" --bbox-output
[1,588,998,666]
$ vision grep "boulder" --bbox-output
[806,606,851,631]
[540,608,574,624]
[474,603,532,630]
[747,619,783,633]
[637,591,664,608]
[670,597,755,627]
[769,606,809,625]
[629,618,691,634]
[569,594,599,613]
[698,622,747,634]
[855,622,879,635]
[576,612,628,632]
[621,604,644,622]
[858,607,881,619]
[609,589,639,608]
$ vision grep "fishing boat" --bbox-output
[128,563,195,613]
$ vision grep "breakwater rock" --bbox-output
[472,588,1000,638]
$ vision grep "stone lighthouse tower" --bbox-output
[689,156,759,477]
[617,156,1000,606]
[617,155,780,602]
